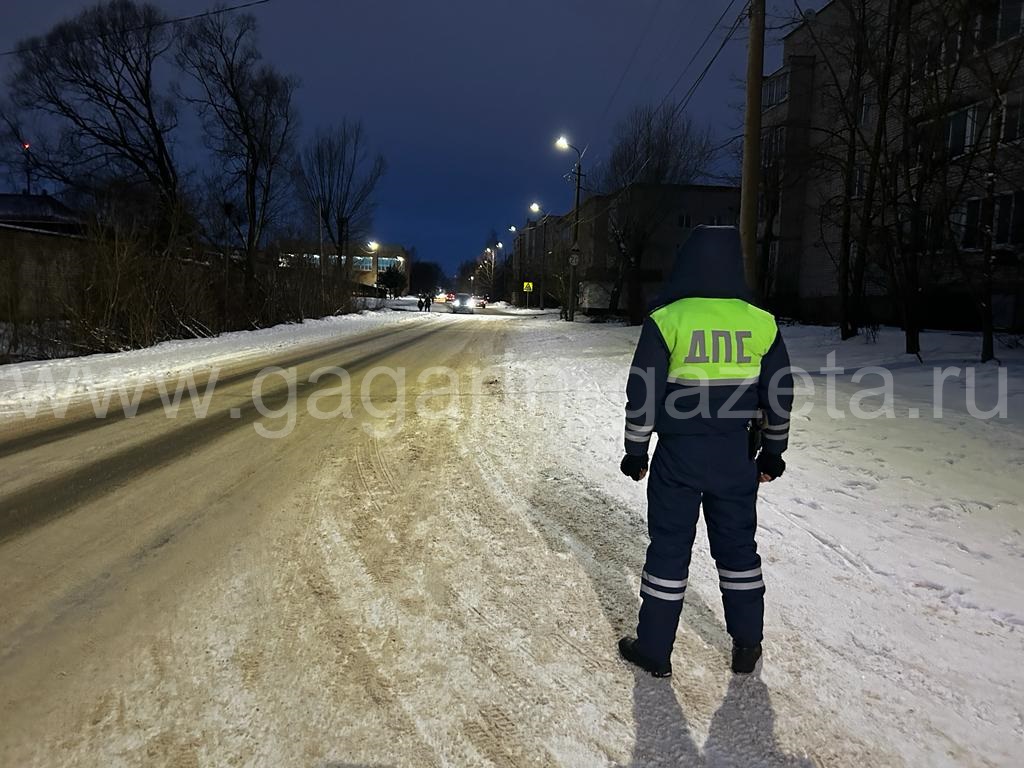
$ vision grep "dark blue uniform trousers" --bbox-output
[635,430,765,664]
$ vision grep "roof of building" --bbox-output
[0,193,79,225]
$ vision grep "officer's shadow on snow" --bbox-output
[524,472,809,767]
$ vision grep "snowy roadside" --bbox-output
[0,305,421,421]
[473,319,1024,767]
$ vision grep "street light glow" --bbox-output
[496,242,503,249]
[367,240,380,251]
[555,135,570,151]
[21,142,30,151]
[530,202,541,214]
[508,225,516,232]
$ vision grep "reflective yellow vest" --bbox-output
[650,297,778,386]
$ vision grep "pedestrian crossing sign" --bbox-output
[523,282,534,293]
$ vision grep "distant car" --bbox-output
[445,291,456,303]
[472,295,488,308]
[448,292,474,314]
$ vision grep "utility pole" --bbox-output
[540,217,547,310]
[21,142,32,195]
[740,0,766,300]
[555,135,584,322]
[569,157,582,321]
[318,203,325,313]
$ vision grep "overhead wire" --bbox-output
[0,0,272,58]
[571,1,751,230]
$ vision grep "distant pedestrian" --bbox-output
[425,295,433,312]
[617,226,793,678]
[417,297,424,311]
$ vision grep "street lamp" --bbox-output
[367,240,380,252]
[556,134,584,322]
[21,141,31,195]
[508,225,517,233]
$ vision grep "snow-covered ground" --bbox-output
[1,312,1021,766]
[0,306,418,420]
[478,321,1023,766]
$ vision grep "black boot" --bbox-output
[618,637,672,678]
[731,642,762,674]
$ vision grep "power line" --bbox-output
[595,0,666,133]
[573,1,750,230]
[0,0,271,58]
[655,0,743,116]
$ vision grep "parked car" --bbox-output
[472,295,488,308]
[448,292,474,314]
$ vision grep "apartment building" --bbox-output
[760,0,1024,329]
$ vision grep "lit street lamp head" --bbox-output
[530,202,541,214]
[555,135,570,151]
[496,242,503,249]
[508,225,517,232]
[367,240,380,252]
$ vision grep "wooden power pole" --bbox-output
[740,0,766,299]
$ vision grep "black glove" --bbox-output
[620,454,649,481]
[757,451,786,481]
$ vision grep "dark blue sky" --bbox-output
[2,0,797,274]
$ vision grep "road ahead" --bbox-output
[0,317,527,765]
[0,315,896,766]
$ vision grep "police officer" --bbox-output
[617,226,792,677]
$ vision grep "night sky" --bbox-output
[1,0,797,275]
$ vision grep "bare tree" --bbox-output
[295,121,386,312]
[177,9,297,313]
[596,104,714,323]
[5,0,179,211]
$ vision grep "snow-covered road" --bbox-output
[0,313,1020,766]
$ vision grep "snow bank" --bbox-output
[485,321,1024,766]
[0,308,416,420]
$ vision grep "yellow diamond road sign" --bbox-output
[523,282,534,293]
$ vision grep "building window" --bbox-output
[762,72,789,109]
[944,105,987,157]
[960,198,983,249]
[1003,92,1024,142]
[998,0,1024,41]
[994,191,1024,246]
[761,125,786,166]
[969,1,997,50]
[858,87,873,127]
[853,165,867,198]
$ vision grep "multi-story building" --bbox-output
[511,183,740,313]
[761,0,1024,329]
